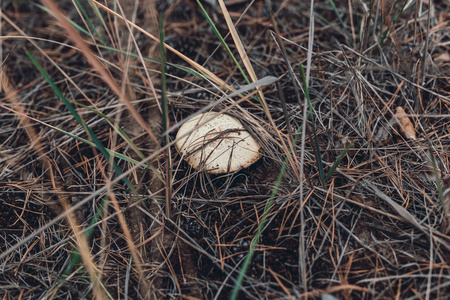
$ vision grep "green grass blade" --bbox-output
[379,1,413,45]
[230,146,290,300]
[327,0,348,32]
[71,101,162,180]
[73,0,105,44]
[324,141,354,183]
[29,2,91,37]
[72,102,145,159]
[231,61,323,298]
[309,125,325,185]
[36,118,152,169]
[28,0,104,43]
[327,0,351,42]
[62,196,108,277]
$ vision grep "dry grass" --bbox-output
[1,0,450,299]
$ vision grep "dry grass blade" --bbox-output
[217,0,266,102]
[297,1,316,293]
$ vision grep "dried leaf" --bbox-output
[395,106,416,140]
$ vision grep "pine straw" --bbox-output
[1,0,450,299]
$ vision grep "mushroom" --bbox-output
[175,112,262,174]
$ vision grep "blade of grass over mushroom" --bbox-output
[25,50,135,193]
[175,112,262,174]
[195,0,251,85]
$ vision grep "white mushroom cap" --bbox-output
[175,112,262,174]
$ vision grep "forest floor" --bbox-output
[1,0,450,299]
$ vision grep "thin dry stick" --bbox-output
[297,0,315,292]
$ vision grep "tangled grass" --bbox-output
[1,0,450,299]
